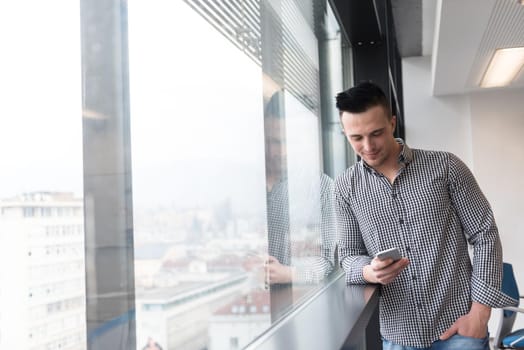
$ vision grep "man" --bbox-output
[334,81,515,350]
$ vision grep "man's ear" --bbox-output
[391,115,397,133]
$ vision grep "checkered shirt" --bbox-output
[335,139,517,347]
[267,173,336,284]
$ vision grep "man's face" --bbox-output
[340,105,397,169]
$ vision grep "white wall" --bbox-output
[403,55,524,333]
[403,56,473,166]
[469,89,524,273]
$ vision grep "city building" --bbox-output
[0,192,85,350]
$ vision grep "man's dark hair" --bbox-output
[335,81,391,117]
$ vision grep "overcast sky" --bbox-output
[0,1,322,218]
[0,1,83,199]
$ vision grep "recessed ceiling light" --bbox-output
[480,47,524,88]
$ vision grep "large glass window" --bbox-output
[128,2,267,349]
[0,2,85,350]
[127,0,342,349]
[0,0,348,349]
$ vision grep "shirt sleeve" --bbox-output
[334,177,372,285]
[448,154,517,307]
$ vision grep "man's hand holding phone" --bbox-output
[375,247,402,261]
[363,247,410,285]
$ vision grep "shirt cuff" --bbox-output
[292,258,333,284]
[293,265,313,284]
[471,274,518,308]
[293,264,317,284]
[342,256,372,285]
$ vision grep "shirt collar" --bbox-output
[396,138,413,166]
[360,138,413,173]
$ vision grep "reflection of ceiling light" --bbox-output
[83,109,108,120]
[480,47,524,88]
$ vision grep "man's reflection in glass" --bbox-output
[263,90,336,318]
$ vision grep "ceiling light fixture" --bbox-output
[480,47,524,88]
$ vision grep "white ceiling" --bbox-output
[430,0,524,96]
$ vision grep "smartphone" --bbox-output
[375,247,402,261]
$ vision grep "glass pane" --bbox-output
[285,90,336,289]
[129,0,339,348]
[261,0,337,320]
[128,2,267,349]
[0,2,85,350]
[264,90,336,321]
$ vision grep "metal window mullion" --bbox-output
[80,0,136,348]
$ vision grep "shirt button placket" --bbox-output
[394,190,422,323]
